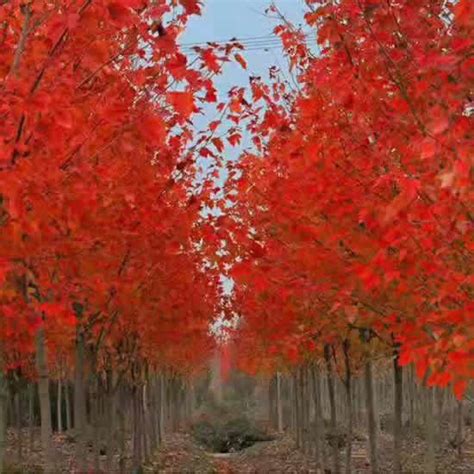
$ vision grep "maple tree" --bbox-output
[0,0,236,471]
[0,0,472,472]
[208,0,473,471]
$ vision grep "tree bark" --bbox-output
[15,390,22,465]
[0,368,7,474]
[276,372,284,432]
[65,382,72,431]
[74,329,88,472]
[364,359,378,473]
[343,340,353,474]
[294,371,302,449]
[118,388,127,474]
[424,383,436,472]
[393,347,403,474]
[28,382,35,452]
[456,400,464,457]
[57,379,63,433]
[311,364,326,472]
[324,344,341,474]
[36,325,55,472]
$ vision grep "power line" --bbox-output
[181,38,317,55]
[179,33,279,47]
[178,31,314,50]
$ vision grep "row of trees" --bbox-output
[0,0,233,471]
[219,0,473,472]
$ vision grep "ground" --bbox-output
[143,423,474,474]
[4,416,474,472]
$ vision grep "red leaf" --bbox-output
[179,0,202,15]
[227,133,242,147]
[140,115,166,145]
[108,2,132,22]
[168,91,195,117]
[212,137,224,153]
[234,53,247,70]
[201,49,220,73]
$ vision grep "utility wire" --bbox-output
[178,31,314,50]
[181,38,317,56]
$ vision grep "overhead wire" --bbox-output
[178,32,315,52]
[179,34,317,56]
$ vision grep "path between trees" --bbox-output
[144,425,474,473]
[144,430,322,473]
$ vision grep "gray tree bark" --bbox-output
[364,359,378,473]
[36,326,55,472]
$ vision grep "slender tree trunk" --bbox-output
[106,379,116,473]
[471,383,474,436]
[364,359,378,473]
[268,376,275,428]
[36,325,54,472]
[74,330,87,472]
[424,383,436,472]
[393,347,403,474]
[142,384,149,462]
[15,391,23,465]
[28,383,35,452]
[325,344,340,474]
[159,374,165,441]
[132,388,143,471]
[300,367,309,453]
[0,368,7,474]
[65,382,71,431]
[294,371,302,449]
[118,389,127,474]
[408,366,415,440]
[456,400,464,457]
[91,376,100,474]
[311,364,326,472]
[57,379,63,433]
[343,340,352,474]
[276,372,284,432]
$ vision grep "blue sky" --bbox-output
[182,0,309,93]
[177,1,311,311]
[180,0,312,194]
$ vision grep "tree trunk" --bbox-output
[28,383,35,452]
[393,347,403,474]
[0,368,7,474]
[343,340,352,474]
[106,376,117,473]
[74,329,88,472]
[57,379,63,433]
[325,344,341,474]
[141,384,149,462]
[456,400,464,457]
[294,371,302,449]
[311,364,326,472]
[364,359,378,473]
[159,374,165,440]
[36,325,54,472]
[65,382,72,431]
[118,389,127,474]
[424,383,436,472]
[276,372,284,432]
[91,376,101,474]
[15,391,23,465]
[132,388,142,471]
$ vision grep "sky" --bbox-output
[179,1,312,307]
[179,0,313,191]
[181,0,309,93]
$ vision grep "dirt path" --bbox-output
[145,427,474,473]
[145,431,321,473]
